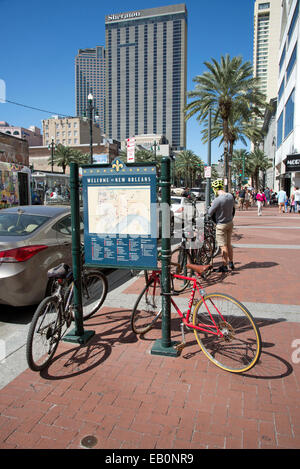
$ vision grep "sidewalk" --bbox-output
[0,205,299,449]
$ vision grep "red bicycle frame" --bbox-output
[148,270,226,338]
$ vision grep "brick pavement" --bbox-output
[0,205,299,450]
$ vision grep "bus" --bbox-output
[31,171,71,205]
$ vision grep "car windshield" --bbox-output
[171,198,182,204]
[0,213,49,236]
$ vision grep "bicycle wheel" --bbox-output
[131,277,162,334]
[26,296,61,371]
[170,247,193,293]
[192,293,261,373]
[196,236,214,265]
[81,270,108,320]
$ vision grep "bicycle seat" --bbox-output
[186,263,211,275]
[47,263,71,279]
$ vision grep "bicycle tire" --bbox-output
[192,293,261,373]
[80,269,108,320]
[196,236,214,265]
[131,277,162,334]
[26,296,61,372]
[170,247,193,293]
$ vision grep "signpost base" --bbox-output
[151,339,181,357]
[63,328,95,345]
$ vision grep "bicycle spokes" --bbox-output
[193,294,261,373]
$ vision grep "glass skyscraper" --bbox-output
[105,4,187,150]
[75,46,106,133]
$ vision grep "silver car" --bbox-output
[0,206,83,307]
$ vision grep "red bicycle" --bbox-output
[131,264,261,373]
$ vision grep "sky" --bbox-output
[0,0,255,164]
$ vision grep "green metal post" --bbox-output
[205,108,212,211]
[151,157,180,357]
[63,162,95,344]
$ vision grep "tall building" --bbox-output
[275,0,300,194]
[105,4,187,150]
[253,0,282,102]
[75,46,106,134]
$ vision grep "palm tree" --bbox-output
[174,150,204,187]
[247,149,272,190]
[48,144,75,173]
[184,54,267,191]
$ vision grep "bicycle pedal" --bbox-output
[175,341,186,351]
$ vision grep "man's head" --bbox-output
[211,178,224,196]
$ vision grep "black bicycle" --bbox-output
[170,202,217,292]
[26,263,108,371]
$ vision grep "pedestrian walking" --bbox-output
[293,186,300,213]
[209,179,235,273]
[264,187,271,206]
[256,189,267,216]
[277,189,287,213]
[289,193,295,213]
[244,188,250,210]
[238,187,246,210]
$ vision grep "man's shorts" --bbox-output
[216,221,234,247]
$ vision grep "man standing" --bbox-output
[277,188,287,213]
[208,179,235,273]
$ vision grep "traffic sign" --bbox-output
[127,137,135,163]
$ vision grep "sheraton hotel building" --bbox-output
[105,4,187,150]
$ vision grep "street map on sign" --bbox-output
[88,185,151,235]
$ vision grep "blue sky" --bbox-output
[0,0,255,163]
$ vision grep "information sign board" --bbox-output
[81,159,157,269]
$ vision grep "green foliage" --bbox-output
[48,144,91,173]
[184,54,268,191]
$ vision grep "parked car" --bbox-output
[190,188,206,201]
[0,205,84,307]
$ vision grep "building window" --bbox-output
[288,0,299,44]
[284,88,295,138]
[286,43,297,82]
[277,111,284,148]
[279,45,286,71]
[258,3,270,10]
[278,78,284,102]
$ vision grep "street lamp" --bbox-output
[88,94,94,165]
[87,93,100,165]
[48,137,56,173]
[205,108,212,211]
[272,136,276,191]
[151,141,160,163]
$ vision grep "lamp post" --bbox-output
[48,137,56,173]
[205,108,212,211]
[272,136,276,191]
[87,93,94,165]
[151,141,160,163]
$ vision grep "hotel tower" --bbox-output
[105,4,187,150]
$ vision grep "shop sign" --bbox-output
[285,154,300,172]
